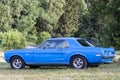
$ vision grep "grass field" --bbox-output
[0,52,120,80]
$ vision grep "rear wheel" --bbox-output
[10,56,25,69]
[70,56,87,69]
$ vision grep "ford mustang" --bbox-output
[4,38,116,69]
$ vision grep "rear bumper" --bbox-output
[102,55,116,63]
[102,55,116,59]
[101,47,116,63]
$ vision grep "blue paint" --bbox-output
[4,37,116,66]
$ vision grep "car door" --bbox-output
[33,40,69,64]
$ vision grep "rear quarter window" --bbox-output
[77,39,90,47]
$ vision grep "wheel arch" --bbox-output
[70,54,89,64]
[10,55,26,64]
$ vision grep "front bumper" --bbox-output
[4,58,10,63]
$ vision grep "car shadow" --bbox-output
[0,62,70,70]
[25,65,70,69]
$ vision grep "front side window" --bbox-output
[55,40,69,49]
[40,40,69,49]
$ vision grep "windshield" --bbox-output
[77,39,94,47]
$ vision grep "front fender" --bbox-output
[4,53,25,63]
[4,52,34,64]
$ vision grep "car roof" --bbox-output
[47,37,83,40]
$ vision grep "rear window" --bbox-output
[77,39,91,47]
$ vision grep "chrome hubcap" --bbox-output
[73,58,83,68]
[12,59,22,69]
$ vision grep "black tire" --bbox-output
[10,56,25,69]
[70,56,87,69]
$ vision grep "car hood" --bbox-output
[5,48,36,54]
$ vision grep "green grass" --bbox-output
[0,52,120,80]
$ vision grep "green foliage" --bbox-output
[0,39,4,45]
[12,0,40,34]
[74,0,90,38]
[78,0,88,15]
[0,30,26,49]
[36,31,51,44]
[0,32,4,50]
[74,0,120,49]
[74,0,100,46]
[26,34,37,43]
[90,0,120,49]
[55,0,79,37]
[0,32,4,40]
[36,0,65,33]
[106,0,120,49]
[0,0,13,32]
[0,0,120,49]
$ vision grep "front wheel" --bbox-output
[10,56,25,69]
[70,56,87,69]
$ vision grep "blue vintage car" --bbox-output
[4,38,116,69]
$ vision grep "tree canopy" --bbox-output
[0,0,120,49]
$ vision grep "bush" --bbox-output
[36,31,51,44]
[0,32,4,45]
[0,30,26,50]
[26,34,37,43]
[0,32,4,50]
